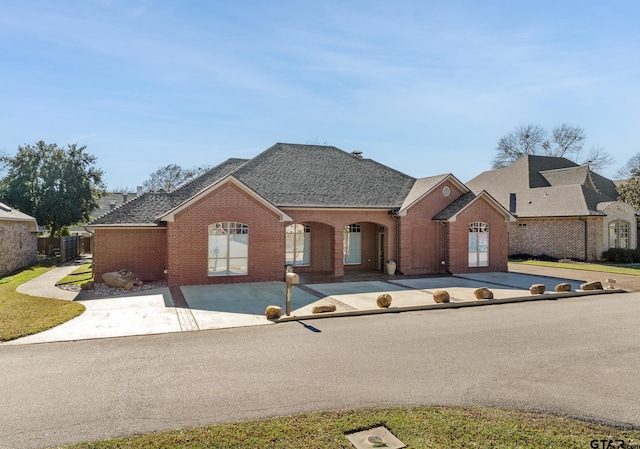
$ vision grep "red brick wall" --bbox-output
[509,217,599,261]
[93,227,167,281]
[288,221,333,274]
[167,182,285,286]
[446,199,509,273]
[399,180,466,275]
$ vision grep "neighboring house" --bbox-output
[87,143,514,286]
[71,187,143,236]
[466,155,637,261]
[0,202,39,276]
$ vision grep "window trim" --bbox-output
[468,222,489,268]
[208,222,249,276]
[285,223,311,267]
[609,220,630,249]
[344,223,362,265]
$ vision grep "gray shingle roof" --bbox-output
[89,144,416,225]
[89,158,248,225]
[466,155,619,217]
[399,174,452,212]
[233,143,415,208]
[432,192,477,220]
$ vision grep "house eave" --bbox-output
[398,174,469,216]
[160,175,293,223]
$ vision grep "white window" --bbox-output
[344,224,361,265]
[609,221,629,249]
[468,222,489,267]
[285,224,310,266]
[208,222,248,276]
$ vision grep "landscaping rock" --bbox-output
[265,305,282,319]
[80,281,95,291]
[555,283,572,292]
[376,293,392,308]
[102,272,129,288]
[474,287,494,300]
[529,284,545,295]
[312,304,337,314]
[102,269,141,289]
[581,281,603,291]
[433,290,450,303]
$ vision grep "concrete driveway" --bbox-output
[4,266,620,345]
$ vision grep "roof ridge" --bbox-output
[90,191,160,222]
[171,157,250,194]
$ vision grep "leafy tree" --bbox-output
[0,141,106,237]
[142,164,209,192]
[617,177,640,211]
[492,123,613,170]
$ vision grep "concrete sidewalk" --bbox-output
[16,258,87,300]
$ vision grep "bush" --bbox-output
[601,248,640,263]
[509,253,559,262]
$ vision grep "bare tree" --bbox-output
[142,164,210,192]
[492,123,613,171]
[546,124,586,158]
[616,152,640,179]
[492,124,546,168]
[583,145,615,173]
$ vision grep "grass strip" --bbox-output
[59,406,639,449]
[55,263,94,285]
[510,259,640,276]
[0,259,85,342]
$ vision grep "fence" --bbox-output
[37,236,92,259]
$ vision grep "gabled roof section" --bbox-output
[540,164,592,188]
[89,158,248,225]
[232,143,416,208]
[466,155,621,217]
[0,202,39,231]
[433,191,516,222]
[160,176,292,223]
[398,174,468,216]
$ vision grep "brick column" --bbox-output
[333,224,344,277]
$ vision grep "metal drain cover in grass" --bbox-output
[346,426,406,449]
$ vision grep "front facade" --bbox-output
[0,202,39,277]
[467,155,638,261]
[88,144,514,286]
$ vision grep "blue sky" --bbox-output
[1,0,638,189]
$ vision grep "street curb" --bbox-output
[277,288,627,322]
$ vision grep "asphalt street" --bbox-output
[1,292,639,448]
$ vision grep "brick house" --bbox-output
[87,143,514,286]
[466,155,637,261]
[0,202,39,276]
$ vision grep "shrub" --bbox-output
[601,248,639,263]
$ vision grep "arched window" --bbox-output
[285,224,311,266]
[609,220,629,249]
[344,224,361,265]
[208,222,248,276]
[468,222,489,267]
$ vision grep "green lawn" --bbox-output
[0,259,85,342]
[55,263,94,286]
[59,406,639,449]
[510,259,640,276]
